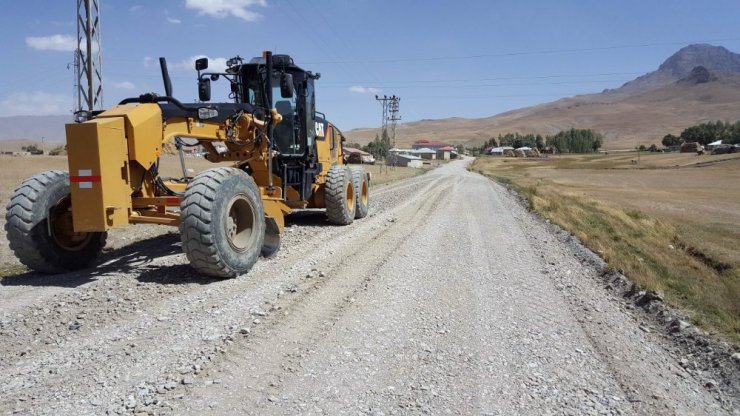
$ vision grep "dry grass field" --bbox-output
[0,155,425,201]
[472,152,740,343]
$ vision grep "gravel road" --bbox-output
[1,158,736,415]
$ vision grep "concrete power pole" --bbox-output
[74,0,103,122]
[388,96,401,149]
[375,94,401,166]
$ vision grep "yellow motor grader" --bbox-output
[5,51,370,277]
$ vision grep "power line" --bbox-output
[303,37,740,65]
[320,92,607,103]
[320,71,644,86]
[321,78,632,90]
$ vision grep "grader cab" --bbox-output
[5,51,370,277]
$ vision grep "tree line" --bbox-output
[480,128,603,154]
[662,120,740,147]
[344,129,392,161]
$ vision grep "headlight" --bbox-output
[198,107,218,120]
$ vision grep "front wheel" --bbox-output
[349,166,370,219]
[179,168,265,278]
[5,170,107,273]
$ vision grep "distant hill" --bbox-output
[345,44,740,149]
[0,115,69,143]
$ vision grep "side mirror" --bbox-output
[195,57,208,71]
[198,78,211,102]
[280,73,294,98]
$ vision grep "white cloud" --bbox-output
[143,56,153,67]
[349,86,381,94]
[110,81,136,90]
[0,91,70,116]
[129,5,143,13]
[185,0,266,22]
[167,17,182,24]
[26,34,76,52]
[176,55,229,73]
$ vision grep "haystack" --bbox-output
[503,149,515,157]
[513,149,526,158]
[680,142,700,153]
[525,148,541,157]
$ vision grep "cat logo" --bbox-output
[315,121,325,137]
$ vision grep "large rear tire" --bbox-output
[5,170,107,273]
[349,166,370,219]
[179,168,265,278]
[325,165,355,225]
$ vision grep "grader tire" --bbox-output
[349,166,370,219]
[4,170,107,273]
[325,165,355,225]
[179,168,265,278]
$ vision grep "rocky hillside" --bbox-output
[346,44,740,149]
[609,44,740,97]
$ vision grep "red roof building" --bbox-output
[411,139,452,150]
[343,146,371,156]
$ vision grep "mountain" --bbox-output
[346,44,740,149]
[608,43,740,97]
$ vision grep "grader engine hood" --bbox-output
[65,103,163,232]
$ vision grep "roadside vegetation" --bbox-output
[471,152,740,343]
[479,128,603,153]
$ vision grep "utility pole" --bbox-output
[74,0,103,122]
[388,96,401,149]
[375,94,401,167]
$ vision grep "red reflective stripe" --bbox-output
[70,176,101,183]
[165,197,180,204]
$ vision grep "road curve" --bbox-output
[0,159,729,415]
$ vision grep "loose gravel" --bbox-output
[0,159,736,415]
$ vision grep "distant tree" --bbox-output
[647,144,658,152]
[677,120,740,145]
[346,142,363,149]
[499,133,515,146]
[637,145,647,151]
[546,128,603,153]
[591,135,603,152]
[661,134,682,147]
[48,145,65,156]
[21,144,43,155]
[363,129,392,160]
[535,134,545,150]
[456,144,465,154]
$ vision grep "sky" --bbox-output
[2,0,740,131]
